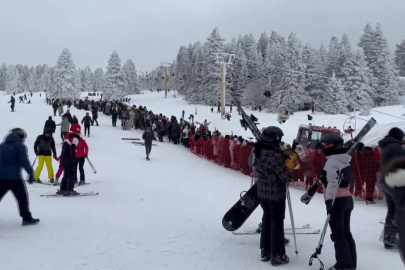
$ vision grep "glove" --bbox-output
[53,155,57,159]
[325,200,334,215]
[85,154,88,158]
[35,152,39,156]
[28,175,34,184]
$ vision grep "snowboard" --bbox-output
[300,117,377,205]
[222,183,259,231]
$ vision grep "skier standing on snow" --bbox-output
[378,127,405,249]
[91,106,99,126]
[81,112,93,137]
[33,127,57,184]
[74,135,89,185]
[58,124,81,196]
[253,126,291,265]
[44,116,56,133]
[0,128,40,225]
[56,116,70,142]
[383,145,405,266]
[320,133,356,270]
[142,126,153,161]
[8,96,15,112]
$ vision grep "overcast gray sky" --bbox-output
[0,0,404,72]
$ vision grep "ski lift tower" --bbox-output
[214,53,235,119]
[160,62,172,98]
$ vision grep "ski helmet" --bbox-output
[263,126,284,144]
[10,128,27,143]
[320,133,344,156]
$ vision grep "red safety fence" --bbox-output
[188,136,383,201]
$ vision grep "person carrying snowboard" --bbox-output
[253,126,291,265]
[81,112,93,137]
[74,134,89,185]
[44,116,56,133]
[142,126,153,161]
[8,96,15,112]
[58,124,81,196]
[33,127,57,184]
[320,133,356,270]
[0,128,39,225]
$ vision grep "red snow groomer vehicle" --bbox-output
[290,124,341,191]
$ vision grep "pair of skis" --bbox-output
[122,138,158,147]
[40,191,99,198]
[233,224,320,235]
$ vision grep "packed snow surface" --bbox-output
[0,91,403,270]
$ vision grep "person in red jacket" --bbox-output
[75,134,89,185]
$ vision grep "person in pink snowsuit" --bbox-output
[54,155,64,185]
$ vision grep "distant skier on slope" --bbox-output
[8,96,15,112]
[81,112,93,137]
[142,126,153,161]
[44,116,56,133]
[0,128,39,225]
[253,126,291,265]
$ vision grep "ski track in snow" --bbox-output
[0,91,403,269]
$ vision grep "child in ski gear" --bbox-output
[320,133,356,270]
[59,124,81,196]
[253,126,291,266]
[384,154,405,266]
[54,155,63,186]
[33,127,57,183]
[81,113,93,137]
[74,135,89,185]
[0,128,39,225]
[142,126,153,160]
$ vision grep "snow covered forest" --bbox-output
[145,23,405,114]
[0,49,140,100]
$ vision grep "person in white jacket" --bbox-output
[152,121,158,140]
[182,126,189,148]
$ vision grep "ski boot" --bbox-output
[146,154,150,161]
[22,216,40,226]
[34,179,42,183]
[271,254,289,266]
[260,249,270,262]
[64,190,80,196]
[49,178,54,184]
[384,224,399,249]
[56,189,66,195]
[284,237,290,245]
[78,181,86,186]
[74,180,78,185]
[53,178,59,186]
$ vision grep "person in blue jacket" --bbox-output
[0,128,39,225]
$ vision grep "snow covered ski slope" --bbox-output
[0,91,403,269]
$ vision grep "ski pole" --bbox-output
[86,157,97,174]
[309,173,343,270]
[25,156,38,182]
[286,185,299,257]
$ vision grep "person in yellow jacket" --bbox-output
[33,127,57,183]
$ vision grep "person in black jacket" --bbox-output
[52,100,58,116]
[8,96,15,112]
[92,106,99,126]
[378,127,405,249]
[111,108,118,127]
[72,115,79,124]
[59,124,81,196]
[0,128,39,225]
[33,127,57,183]
[142,126,153,161]
[81,112,93,137]
[63,110,73,123]
[44,116,56,133]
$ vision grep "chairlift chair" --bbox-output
[277,105,290,124]
[343,116,356,134]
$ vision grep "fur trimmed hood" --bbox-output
[384,156,405,188]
